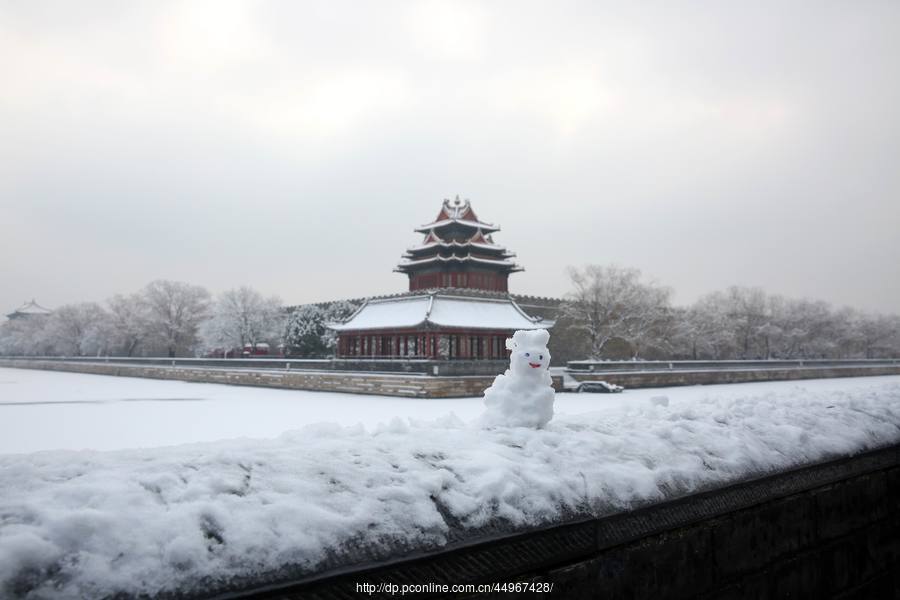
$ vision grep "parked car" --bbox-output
[576,381,624,393]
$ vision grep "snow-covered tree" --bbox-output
[562,265,673,359]
[853,311,900,359]
[0,316,53,356]
[622,284,674,359]
[723,286,769,359]
[283,300,360,357]
[321,300,360,351]
[106,293,151,357]
[42,303,111,356]
[765,297,836,359]
[200,287,285,353]
[140,280,210,357]
[283,305,327,356]
[675,296,737,359]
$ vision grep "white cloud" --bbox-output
[214,66,415,143]
[405,0,488,61]
[157,0,274,72]
[1,0,898,313]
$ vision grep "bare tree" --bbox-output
[854,311,899,359]
[624,284,674,359]
[42,303,111,356]
[672,293,736,359]
[200,286,285,353]
[141,280,210,357]
[563,265,672,359]
[722,286,769,359]
[107,293,150,356]
[0,316,53,356]
[765,297,836,358]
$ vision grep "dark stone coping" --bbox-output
[567,358,900,372]
[4,357,899,379]
[0,356,512,376]
[163,444,900,600]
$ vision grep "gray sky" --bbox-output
[2,0,899,314]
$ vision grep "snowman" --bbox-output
[482,329,555,428]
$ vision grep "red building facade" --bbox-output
[396,196,522,292]
[331,198,552,360]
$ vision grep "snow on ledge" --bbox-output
[2,382,900,598]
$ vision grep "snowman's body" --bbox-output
[482,329,555,428]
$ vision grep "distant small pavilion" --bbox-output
[330,197,553,359]
[6,299,53,320]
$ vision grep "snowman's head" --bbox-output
[505,329,551,376]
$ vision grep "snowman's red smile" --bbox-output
[528,362,542,368]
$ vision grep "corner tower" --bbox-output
[395,196,522,292]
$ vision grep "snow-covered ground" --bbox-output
[0,367,483,454]
[1,368,899,598]
[1,367,900,454]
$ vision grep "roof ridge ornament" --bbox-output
[401,198,521,291]
[442,195,471,220]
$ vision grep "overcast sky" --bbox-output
[2,0,899,315]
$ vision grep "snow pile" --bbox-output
[482,329,555,428]
[0,381,899,598]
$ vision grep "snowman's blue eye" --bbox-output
[525,352,530,357]
[539,355,543,360]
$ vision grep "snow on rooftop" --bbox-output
[1,377,898,598]
[414,218,500,234]
[404,240,512,254]
[329,296,432,331]
[427,297,546,330]
[396,255,521,270]
[8,300,52,316]
[328,295,548,331]
[415,198,499,233]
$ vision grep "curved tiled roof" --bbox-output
[6,299,52,319]
[328,293,554,332]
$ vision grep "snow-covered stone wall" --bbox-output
[3,358,900,399]
[0,359,550,397]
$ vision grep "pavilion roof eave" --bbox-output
[414,219,500,234]
[330,322,548,333]
[404,241,514,254]
[328,320,429,332]
[328,293,549,333]
[396,255,522,270]
[9,299,53,316]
